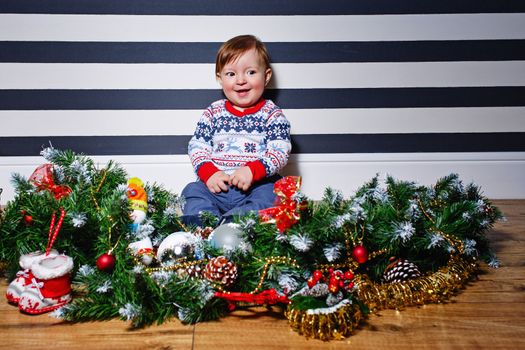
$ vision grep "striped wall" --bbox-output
[1,1,525,203]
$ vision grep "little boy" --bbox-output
[181,35,292,226]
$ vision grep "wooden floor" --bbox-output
[1,199,524,350]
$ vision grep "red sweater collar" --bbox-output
[225,99,266,117]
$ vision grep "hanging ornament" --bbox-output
[383,258,421,284]
[351,245,369,264]
[208,223,246,251]
[126,177,148,225]
[156,231,195,263]
[204,256,238,287]
[96,252,116,272]
[20,210,33,226]
[23,214,33,226]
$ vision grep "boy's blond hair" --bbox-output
[215,35,271,76]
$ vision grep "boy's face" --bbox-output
[217,48,272,111]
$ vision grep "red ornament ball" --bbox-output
[23,215,33,226]
[351,245,369,264]
[96,253,116,272]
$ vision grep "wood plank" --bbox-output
[0,281,195,350]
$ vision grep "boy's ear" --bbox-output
[265,68,272,86]
[216,73,223,86]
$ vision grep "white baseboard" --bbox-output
[1,152,524,204]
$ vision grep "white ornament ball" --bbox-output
[157,231,195,262]
[208,223,245,251]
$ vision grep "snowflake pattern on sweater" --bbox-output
[189,99,291,179]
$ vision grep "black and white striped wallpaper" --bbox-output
[1,1,524,200]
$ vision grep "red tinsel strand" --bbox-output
[214,288,290,306]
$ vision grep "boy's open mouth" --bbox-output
[235,89,250,96]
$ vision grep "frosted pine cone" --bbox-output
[204,256,238,287]
[194,226,214,239]
[383,259,421,283]
[185,263,203,278]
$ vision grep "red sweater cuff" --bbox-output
[197,162,220,184]
[246,161,267,182]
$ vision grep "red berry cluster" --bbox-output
[307,269,355,294]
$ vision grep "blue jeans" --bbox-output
[180,175,280,226]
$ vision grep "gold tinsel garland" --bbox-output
[285,255,478,341]
[285,300,364,341]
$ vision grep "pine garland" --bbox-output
[0,148,502,339]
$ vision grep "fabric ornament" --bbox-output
[5,249,58,304]
[18,254,74,314]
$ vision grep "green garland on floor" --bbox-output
[0,148,502,339]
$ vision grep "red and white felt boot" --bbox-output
[18,254,73,315]
[6,249,58,304]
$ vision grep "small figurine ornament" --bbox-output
[126,177,154,265]
[127,177,148,225]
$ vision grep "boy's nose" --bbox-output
[236,76,247,85]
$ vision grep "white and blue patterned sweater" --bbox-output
[188,99,291,179]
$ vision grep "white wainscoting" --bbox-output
[1,152,524,205]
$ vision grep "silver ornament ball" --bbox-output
[208,223,245,250]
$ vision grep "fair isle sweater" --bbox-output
[189,99,292,183]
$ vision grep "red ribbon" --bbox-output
[214,288,290,305]
[259,176,306,232]
[46,207,66,256]
[29,164,71,200]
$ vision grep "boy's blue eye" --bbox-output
[247,70,257,75]
[225,72,235,77]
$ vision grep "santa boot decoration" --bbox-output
[18,254,73,315]
[6,249,58,304]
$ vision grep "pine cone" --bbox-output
[204,256,238,287]
[186,263,203,278]
[194,226,214,239]
[383,259,421,283]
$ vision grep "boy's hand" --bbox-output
[206,171,230,193]
[229,166,253,191]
